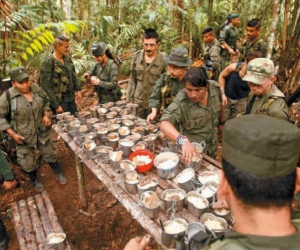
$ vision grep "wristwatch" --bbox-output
[176,134,189,146]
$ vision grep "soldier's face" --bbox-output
[202,33,214,44]
[231,17,240,26]
[248,77,273,95]
[143,38,159,57]
[55,41,70,56]
[168,65,187,81]
[95,55,103,63]
[246,26,260,41]
[185,82,207,103]
[12,78,31,94]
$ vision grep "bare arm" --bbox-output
[218,63,237,106]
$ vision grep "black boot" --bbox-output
[49,162,68,185]
[0,218,10,250]
[28,170,44,193]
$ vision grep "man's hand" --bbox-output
[11,133,25,145]
[221,93,228,106]
[82,72,90,78]
[147,112,157,123]
[123,234,151,250]
[90,76,100,86]
[2,180,17,190]
[181,141,197,165]
[42,115,51,127]
[56,106,64,114]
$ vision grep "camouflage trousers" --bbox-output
[137,106,149,119]
[223,97,248,122]
[16,140,57,173]
[61,101,78,115]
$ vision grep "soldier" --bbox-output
[201,26,221,80]
[219,14,240,71]
[240,18,267,61]
[0,67,67,192]
[147,47,192,123]
[127,28,167,119]
[243,58,288,120]
[40,35,82,115]
[219,51,262,121]
[189,115,300,249]
[160,67,222,160]
[83,42,120,104]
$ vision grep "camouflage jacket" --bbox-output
[160,80,222,155]
[0,84,51,146]
[87,59,120,104]
[247,84,289,120]
[126,50,167,109]
[148,73,185,111]
[219,24,238,52]
[40,55,81,110]
[203,38,221,71]
[241,38,268,61]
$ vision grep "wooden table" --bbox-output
[53,125,222,248]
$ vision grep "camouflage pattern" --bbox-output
[0,150,14,181]
[243,58,274,85]
[87,59,120,104]
[148,73,185,111]
[223,97,248,121]
[91,42,106,56]
[203,38,221,73]
[127,50,167,118]
[247,84,289,120]
[40,55,81,114]
[160,80,222,158]
[0,84,57,172]
[241,38,268,61]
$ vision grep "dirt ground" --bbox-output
[0,84,159,250]
[0,133,159,250]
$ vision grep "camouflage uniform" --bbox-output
[127,50,167,118]
[203,38,221,80]
[160,81,222,158]
[241,38,268,61]
[86,59,119,104]
[219,24,238,71]
[0,84,57,172]
[40,55,81,114]
[148,73,185,112]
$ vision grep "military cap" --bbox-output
[222,115,300,177]
[165,47,192,67]
[243,58,274,85]
[10,66,29,82]
[228,13,239,20]
[91,42,106,56]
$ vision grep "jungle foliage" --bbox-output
[0,0,299,92]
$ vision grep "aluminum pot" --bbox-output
[154,152,179,179]
[186,191,209,218]
[161,188,186,212]
[141,191,160,219]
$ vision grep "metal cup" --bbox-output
[123,170,140,194]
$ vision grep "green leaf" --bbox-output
[34,39,43,50]
[30,43,40,52]
[26,47,34,56]
[21,53,28,61]
[38,35,49,46]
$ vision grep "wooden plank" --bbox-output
[11,202,27,250]
[35,194,54,235]
[18,200,39,250]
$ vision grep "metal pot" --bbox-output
[141,191,160,219]
[154,152,179,179]
[161,188,186,212]
[186,191,209,218]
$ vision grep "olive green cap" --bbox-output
[165,47,192,67]
[222,115,300,177]
[91,42,106,56]
[10,66,29,82]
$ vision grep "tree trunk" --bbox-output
[267,0,280,59]
[281,0,289,53]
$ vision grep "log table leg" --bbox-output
[75,154,87,209]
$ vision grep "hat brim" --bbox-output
[242,72,270,85]
[164,56,192,67]
[12,73,29,82]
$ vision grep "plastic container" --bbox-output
[129,149,154,173]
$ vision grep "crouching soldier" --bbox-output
[0,67,67,192]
